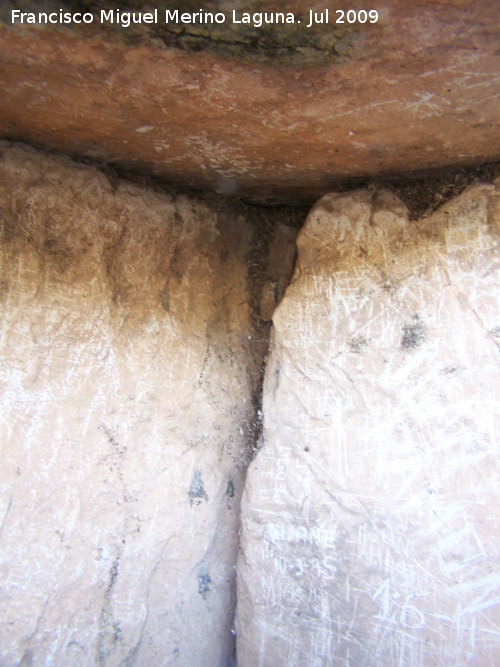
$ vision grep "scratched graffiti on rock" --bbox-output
[237,185,500,666]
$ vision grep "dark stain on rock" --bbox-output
[97,554,123,665]
[401,315,426,350]
[226,478,235,508]
[189,470,208,505]
[19,649,34,667]
[159,289,170,311]
[350,336,369,353]
[198,571,212,599]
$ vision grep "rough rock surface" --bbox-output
[0,0,499,204]
[237,184,500,665]
[0,143,297,666]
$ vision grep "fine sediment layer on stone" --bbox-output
[236,184,500,665]
[0,143,297,666]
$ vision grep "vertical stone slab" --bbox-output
[0,144,286,667]
[237,185,500,665]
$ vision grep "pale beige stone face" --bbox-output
[1,143,499,667]
[0,144,297,667]
[236,185,500,666]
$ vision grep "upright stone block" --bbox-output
[0,144,296,667]
[237,185,500,666]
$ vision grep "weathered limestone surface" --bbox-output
[0,143,297,666]
[0,0,499,204]
[237,185,500,665]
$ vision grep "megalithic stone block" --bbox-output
[236,184,500,666]
[0,143,298,667]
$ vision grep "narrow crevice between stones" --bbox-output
[221,206,300,666]
[244,214,277,459]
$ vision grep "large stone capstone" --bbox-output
[0,0,499,204]
[236,183,500,665]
